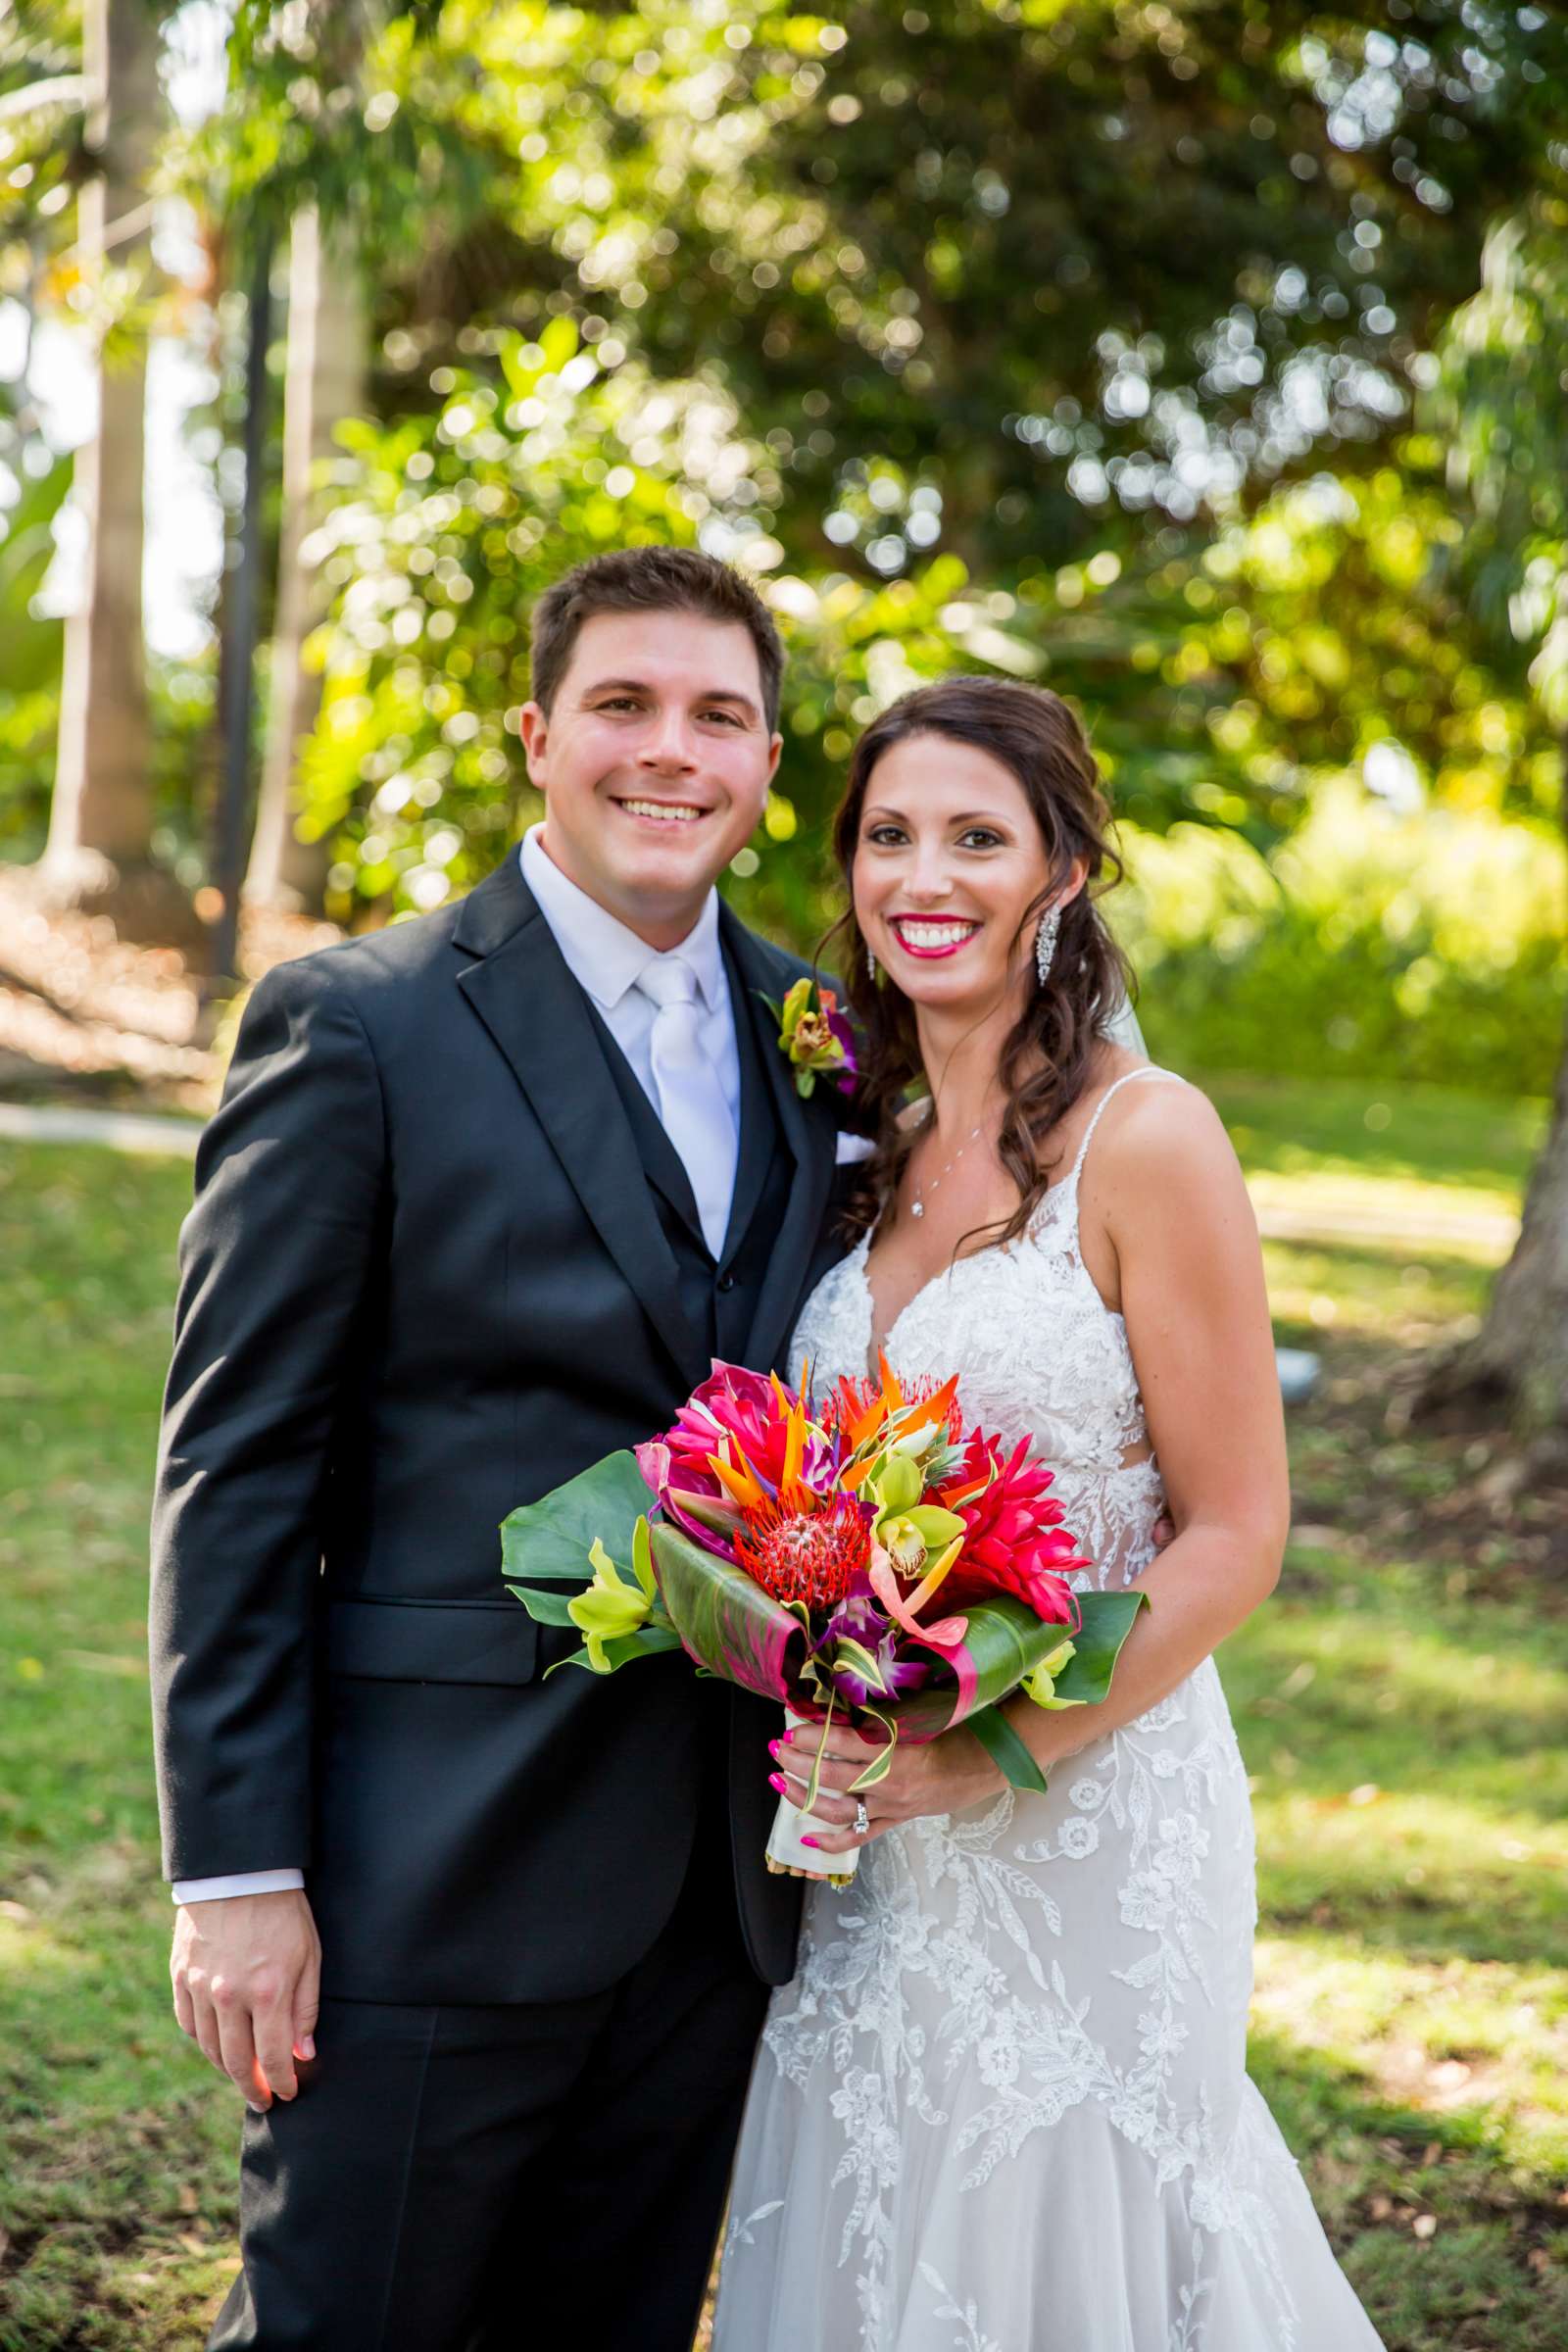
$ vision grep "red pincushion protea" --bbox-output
[939,1432,1086,1628]
[736,1492,870,1611]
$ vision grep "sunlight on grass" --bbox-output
[1261,1237,1495,1344]
[1248,1166,1520,1251]
[0,1907,74,1979]
[1236,1604,1568,1749]
[1203,1071,1546,1199]
[1251,1937,1568,2176]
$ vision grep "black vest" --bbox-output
[587,942,796,1371]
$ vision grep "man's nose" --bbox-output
[638,710,699,771]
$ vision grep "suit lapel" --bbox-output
[454,860,712,1394]
[720,907,838,1375]
[717,937,774,1270]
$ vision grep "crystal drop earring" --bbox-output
[1035,906,1061,987]
[866,944,878,982]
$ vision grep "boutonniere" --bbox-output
[761,975,858,1100]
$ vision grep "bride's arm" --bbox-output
[786,1082,1289,1844]
[993,1079,1290,1775]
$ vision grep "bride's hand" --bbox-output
[772,1720,1004,1856]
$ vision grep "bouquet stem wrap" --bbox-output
[765,1706,858,1887]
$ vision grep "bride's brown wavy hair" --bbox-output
[824,674,1134,1250]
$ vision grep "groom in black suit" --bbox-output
[150,549,850,2349]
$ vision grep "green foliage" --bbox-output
[0,440,70,857]
[299,341,1565,1099]
[213,2,1568,583]
[1432,192,1568,728]
[293,321,763,917]
[20,0,1568,1104]
[1117,791,1567,1097]
[290,326,1047,928]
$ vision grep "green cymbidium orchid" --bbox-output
[567,1528,656,1672]
[865,1454,971,1614]
[1020,1636,1083,1709]
[766,975,858,1101]
[868,1449,922,1517]
[876,1503,968,1579]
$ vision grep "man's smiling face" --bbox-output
[519,609,782,949]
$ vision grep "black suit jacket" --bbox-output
[149,854,849,2002]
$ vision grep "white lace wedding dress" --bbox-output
[712,1068,1385,2351]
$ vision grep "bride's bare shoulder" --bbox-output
[1086,1067,1250,1224]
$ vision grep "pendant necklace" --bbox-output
[908,1121,984,1219]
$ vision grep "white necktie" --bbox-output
[635,956,738,1261]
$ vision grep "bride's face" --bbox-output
[853,732,1075,1015]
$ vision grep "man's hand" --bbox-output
[172,1889,320,2110]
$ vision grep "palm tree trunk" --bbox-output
[38,0,194,947]
[244,205,367,913]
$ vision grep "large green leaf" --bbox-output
[649,1521,805,1702]
[1049,1592,1151,1705]
[967,1704,1050,1795]
[500,1449,653,1586]
[504,1583,579,1627]
[895,1590,1149,1741]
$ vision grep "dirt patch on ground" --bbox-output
[0,866,341,1115]
[1289,1346,1568,1596]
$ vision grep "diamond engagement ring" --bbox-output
[853,1799,870,1838]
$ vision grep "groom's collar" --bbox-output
[517,824,725,1014]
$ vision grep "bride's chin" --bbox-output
[884,948,995,996]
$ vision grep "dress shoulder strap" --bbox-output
[1066,1064,1185,1190]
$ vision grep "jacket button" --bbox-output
[717,1272,736,1293]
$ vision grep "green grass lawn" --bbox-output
[1,1073,1564,2348]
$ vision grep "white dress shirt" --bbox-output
[173,824,744,1906]
[518,824,743,1148]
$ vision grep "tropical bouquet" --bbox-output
[501,1357,1147,1884]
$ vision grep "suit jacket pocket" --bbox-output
[324,1595,540,1687]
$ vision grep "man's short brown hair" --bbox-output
[528,547,785,730]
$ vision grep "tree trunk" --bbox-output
[242,211,367,915]
[37,0,195,948]
[1417,742,1568,1449]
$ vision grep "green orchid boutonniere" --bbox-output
[762,976,859,1101]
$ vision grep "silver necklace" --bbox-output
[908,1121,983,1219]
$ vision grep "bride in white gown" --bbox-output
[712,677,1384,2351]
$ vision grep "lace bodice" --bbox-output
[792,1066,1184,1592]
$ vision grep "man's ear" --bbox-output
[518,702,549,787]
[765,731,784,786]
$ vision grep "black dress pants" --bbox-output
[207,1819,771,2352]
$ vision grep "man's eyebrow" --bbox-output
[578,674,761,720]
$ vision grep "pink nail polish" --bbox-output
[801,1836,821,1849]
[768,1772,788,1795]
[767,1739,783,1759]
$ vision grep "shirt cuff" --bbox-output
[172,1869,306,1905]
